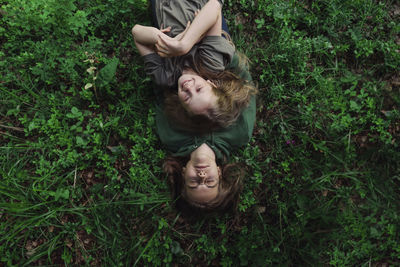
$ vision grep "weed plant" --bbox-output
[0,0,399,265]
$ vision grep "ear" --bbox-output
[217,166,222,178]
[181,167,186,177]
[206,79,217,88]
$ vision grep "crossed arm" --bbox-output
[131,0,222,57]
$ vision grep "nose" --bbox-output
[197,170,206,178]
[182,79,195,92]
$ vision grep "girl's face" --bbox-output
[177,69,218,115]
[182,151,221,203]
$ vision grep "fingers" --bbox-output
[160,26,171,33]
[185,21,191,30]
[157,34,169,47]
[155,43,167,55]
[181,21,191,35]
[155,45,168,56]
[155,34,170,56]
[155,33,182,57]
[156,39,170,57]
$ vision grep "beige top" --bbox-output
[155,0,224,36]
[144,0,234,88]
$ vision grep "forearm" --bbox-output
[180,0,222,53]
[133,24,171,56]
[134,39,155,56]
[132,24,163,46]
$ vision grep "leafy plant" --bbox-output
[0,0,399,265]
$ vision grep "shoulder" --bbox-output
[143,53,182,88]
[190,36,235,72]
[155,106,195,154]
[213,95,256,148]
[226,52,253,82]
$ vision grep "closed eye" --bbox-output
[187,183,199,189]
[188,177,199,185]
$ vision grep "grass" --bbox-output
[0,0,399,265]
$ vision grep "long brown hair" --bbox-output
[163,156,246,214]
[163,52,258,132]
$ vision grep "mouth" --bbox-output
[181,94,190,103]
[195,165,209,169]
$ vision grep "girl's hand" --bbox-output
[156,21,192,58]
[155,9,201,57]
[156,34,188,57]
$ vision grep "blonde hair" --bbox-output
[164,52,257,132]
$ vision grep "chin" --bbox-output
[178,100,188,111]
[177,94,185,104]
[189,108,206,116]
